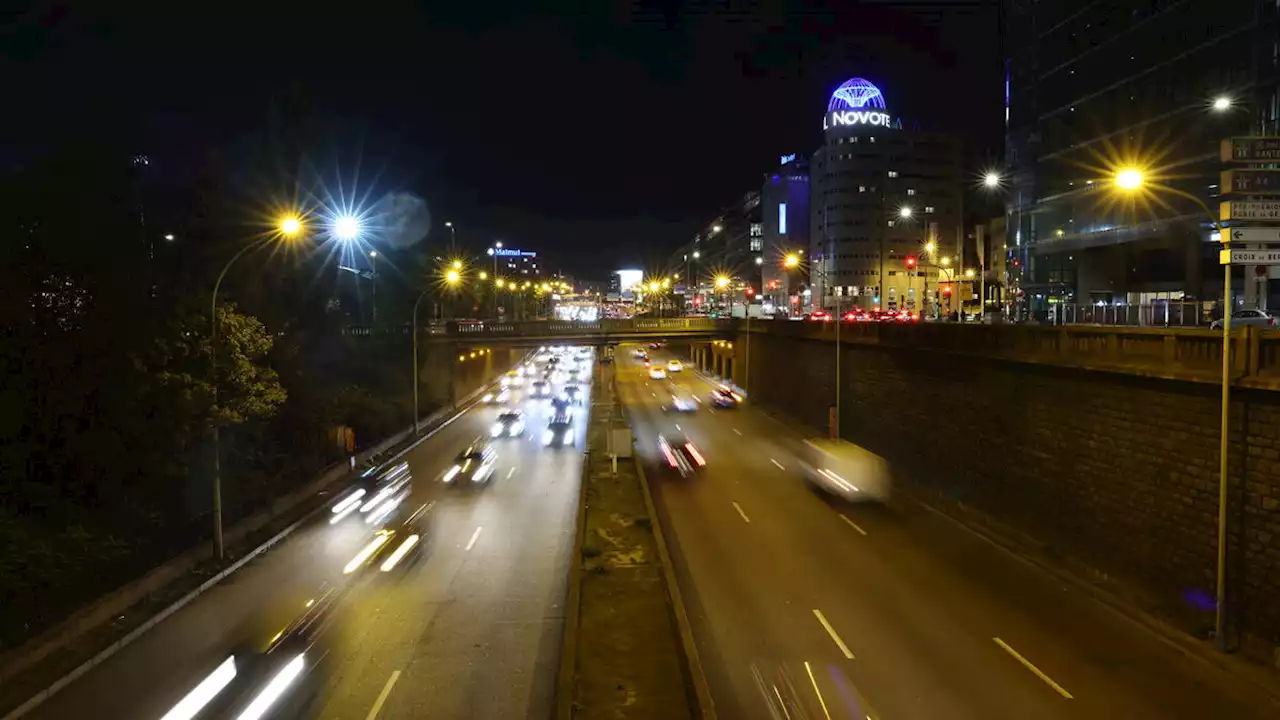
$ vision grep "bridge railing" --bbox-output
[342,317,732,338]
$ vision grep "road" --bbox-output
[618,344,1280,720]
[21,353,591,720]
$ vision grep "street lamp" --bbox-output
[209,227,305,559]
[983,171,1002,189]
[444,221,457,247]
[898,206,913,219]
[1114,167,1145,191]
[784,254,800,269]
[413,268,464,434]
[1212,96,1233,112]
[334,215,360,242]
[279,216,302,237]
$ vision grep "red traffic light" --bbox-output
[745,287,755,295]
[906,256,917,268]
[942,286,952,296]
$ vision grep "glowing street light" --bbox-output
[496,279,506,288]
[1115,167,1145,192]
[451,259,462,270]
[445,269,461,285]
[965,268,975,279]
[279,216,302,236]
[983,171,1002,189]
[924,241,937,254]
[334,215,360,241]
[714,276,730,290]
[712,224,723,234]
[940,256,952,266]
[755,256,763,265]
[479,271,488,280]
[898,206,913,219]
[692,251,701,259]
[1212,96,1232,112]
[783,254,800,269]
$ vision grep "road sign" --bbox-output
[1221,201,1280,222]
[1221,169,1280,196]
[1219,249,1280,265]
[1227,227,1280,243]
[1221,137,1280,163]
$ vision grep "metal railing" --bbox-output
[1041,302,1211,328]
[343,317,733,339]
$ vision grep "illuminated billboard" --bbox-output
[616,269,643,297]
[822,78,899,131]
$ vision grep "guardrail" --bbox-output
[748,320,1280,388]
[343,317,733,339]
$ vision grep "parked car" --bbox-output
[1211,309,1276,330]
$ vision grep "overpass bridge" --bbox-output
[343,317,735,346]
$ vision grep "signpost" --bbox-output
[1221,201,1280,222]
[1226,227,1280,243]
[1221,169,1280,196]
[1221,137,1280,163]
[1219,249,1280,265]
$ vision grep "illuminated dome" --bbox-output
[827,78,886,112]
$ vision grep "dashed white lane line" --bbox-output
[465,526,484,551]
[812,609,855,659]
[365,669,402,720]
[839,514,868,536]
[733,428,742,435]
[732,501,751,524]
[770,458,786,471]
[506,467,516,479]
[993,638,1074,699]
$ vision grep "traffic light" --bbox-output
[745,287,755,296]
[942,286,952,297]
[905,256,917,269]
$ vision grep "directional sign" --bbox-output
[1221,137,1280,163]
[1221,201,1280,222]
[1221,169,1280,196]
[1227,227,1280,243]
[1220,249,1280,265]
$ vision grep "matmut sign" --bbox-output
[824,110,894,129]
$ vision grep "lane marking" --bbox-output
[732,502,751,524]
[804,661,833,720]
[770,458,786,471]
[675,424,681,431]
[506,467,515,479]
[812,609,855,659]
[733,428,742,436]
[365,670,401,720]
[465,526,484,551]
[839,514,868,536]
[993,637,1073,699]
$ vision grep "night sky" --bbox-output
[5,1,1001,278]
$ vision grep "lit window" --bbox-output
[907,189,916,196]
[887,220,895,228]
[779,203,788,235]
[887,170,898,178]
[925,206,935,214]
[859,185,866,192]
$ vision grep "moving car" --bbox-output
[562,384,583,405]
[648,366,667,380]
[503,370,524,387]
[797,439,891,502]
[481,387,511,404]
[807,311,832,322]
[634,348,648,359]
[665,393,697,412]
[343,500,432,576]
[657,433,706,477]
[1211,309,1276,330]
[330,461,412,525]
[666,359,683,373]
[490,409,527,438]
[709,386,743,408]
[529,380,551,398]
[543,410,575,447]
[442,440,498,485]
[649,341,666,349]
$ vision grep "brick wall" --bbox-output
[737,328,1280,660]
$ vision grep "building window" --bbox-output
[906,189,916,196]
[925,206,935,214]
[887,220,895,228]
[750,237,763,252]
[859,185,866,192]
[887,170,898,178]
[779,203,788,235]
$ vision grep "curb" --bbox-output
[1,387,490,720]
[552,406,592,720]
[634,438,717,719]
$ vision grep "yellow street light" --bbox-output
[1115,167,1145,192]
[279,216,302,236]
[445,269,461,284]
[783,254,800,269]
[965,268,975,278]
[451,259,463,270]
[924,241,937,254]
[940,256,952,266]
[673,273,680,279]
[496,279,506,288]
[479,271,488,280]
[648,281,660,292]
[661,279,670,289]
[714,275,730,290]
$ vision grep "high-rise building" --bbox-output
[810,78,964,313]
[761,155,811,313]
[1004,1,1280,317]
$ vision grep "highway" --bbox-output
[20,352,591,720]
[618,343,1280,720]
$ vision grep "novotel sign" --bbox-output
[823,110,894,129]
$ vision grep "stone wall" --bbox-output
[724,327,1280,662]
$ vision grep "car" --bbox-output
[481,387,511,404]
[666,359,683,373]
[529,380,551,398]
[504,371,525,387]
[542,412,575,447]
[808,311,832,322]
[649,341,666,349]
[330,461,412,525]
[1211,309,1276,330]
[562,384,583,405]
[709,386,743,408]
[634,348,648,359]
[490,409,527,438]
[657,433,706,477]
[665,393,697,412]
[441,441,498,485]
[648,366,667,380]
[343,502,432,576]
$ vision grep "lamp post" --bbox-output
[209,215,302,559]
[1114,166,1233,649]
[369,250,378,324]
[413,267,463,434]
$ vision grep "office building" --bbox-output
[1004,0,1280,317]
[760,155,811,313]
[810,77,964,313]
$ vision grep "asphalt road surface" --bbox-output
[22,353,591,720]
[619,343,1280,720]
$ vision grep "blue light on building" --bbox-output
[826,78,886,112]
[779,202,788,235]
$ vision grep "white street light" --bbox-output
[1212,96,1232,112]
[983,171,1002,189]
[334,216,360,241]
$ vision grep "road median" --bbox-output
[556,363,711,719]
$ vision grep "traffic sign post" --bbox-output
[1226,227,1280,243]
[1221,137,1280,163]
[1219,248,1280,265]
[1221,169,1280,196]
[1221,201,1280,222]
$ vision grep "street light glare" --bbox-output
[445,269,461,284]
[451,259,463,270]
[783,254,800,269]
[965,268,976,278]
[495,241,504,249]
[715,275,730,289]
[1115,167,1145,191]
[924,241,937,254]
[479,271,488,280]
[1212,96,1232,111]
[983,172,1002,189]
[899,206,913,219]
[941,256,952,266]
[755,256,763,265]
[334,215,360,241]
[692,251,701,259]
[712,224,723,233]
[279,217,302,236]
